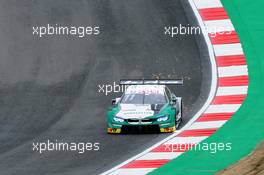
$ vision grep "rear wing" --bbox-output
[119,79,183,85]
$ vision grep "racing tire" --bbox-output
[175,100,183,129]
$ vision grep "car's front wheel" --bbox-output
[175,101,183,129]
[175,116,182,129]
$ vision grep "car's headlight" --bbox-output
[157,116,169,122]
[113,117,125,122]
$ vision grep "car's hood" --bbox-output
[116,104,154,119]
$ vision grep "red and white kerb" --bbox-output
[104,0,248,174]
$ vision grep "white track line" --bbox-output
[205,19,234,32]
[205,104,241,114]
[216,86,248,96]
[214,43,243,56]
[218,65,248,77]
[188,121,227,130]
[110,169,154,175]
[165,136,208,144]
[137,152,182,160]
[193,0,222,9]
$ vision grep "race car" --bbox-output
[107,79,183,134]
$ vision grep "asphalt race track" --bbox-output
[0,0,211,174]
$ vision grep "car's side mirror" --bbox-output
[111,97,121,106]
[111,99,117,105]
[170,96,177,105]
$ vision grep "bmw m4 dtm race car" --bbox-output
[107,79,183,134]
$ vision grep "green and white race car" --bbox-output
[107,79,183,134]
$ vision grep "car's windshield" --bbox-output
[121,93,167,104]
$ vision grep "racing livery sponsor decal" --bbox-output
[116,104,154,119]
